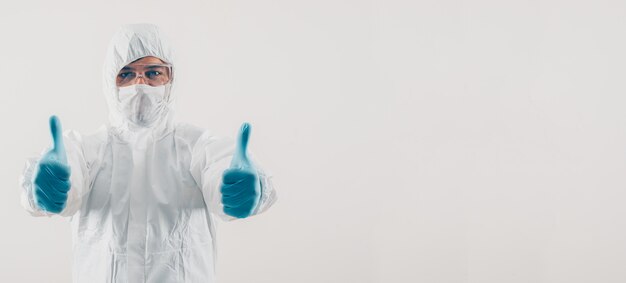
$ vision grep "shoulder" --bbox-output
[172,122,208,145]
[60,126,108,165]
[175,123,234,156]
[174,122,204,139]
[173,122,233,152]
[81,126,109,146]
[62,126,107,149]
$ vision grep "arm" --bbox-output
[189,125,277,221]
[19,116,90,217]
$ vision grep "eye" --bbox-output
[118,72,134,79]
[145,70,162,79]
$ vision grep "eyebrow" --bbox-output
[145,65,167,69]
[121,64,167,70]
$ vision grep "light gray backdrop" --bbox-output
[1,0,625,282]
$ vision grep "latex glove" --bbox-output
[221,122,261,218]
[32,116,71,214]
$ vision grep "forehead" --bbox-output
[124,56,166,68]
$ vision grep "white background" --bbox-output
[1,0,625,282]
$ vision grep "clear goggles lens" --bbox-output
[116,64,172,87]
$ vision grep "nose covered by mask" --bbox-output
[117,84,171,127]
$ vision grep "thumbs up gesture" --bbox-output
[33,116,72,214]
[220,123,261,218]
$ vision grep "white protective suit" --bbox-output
[19,23,277,283]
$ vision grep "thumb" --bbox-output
[230,122,252,169]
[49,115,67,164]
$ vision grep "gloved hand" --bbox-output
[32,116,71,214]
[221,122,261,218]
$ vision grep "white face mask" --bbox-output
[117,84,170,127]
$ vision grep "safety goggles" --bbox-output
[116,64,172,87]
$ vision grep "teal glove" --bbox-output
[33,116,71,214]
[221,123,261,218]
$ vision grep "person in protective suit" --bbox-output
[19,23,277,283]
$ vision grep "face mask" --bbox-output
[117,84,170,127]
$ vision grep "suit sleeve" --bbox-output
[19,130,91,217]
[189,130,277,221]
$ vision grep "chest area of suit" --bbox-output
[88,139,201,208]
